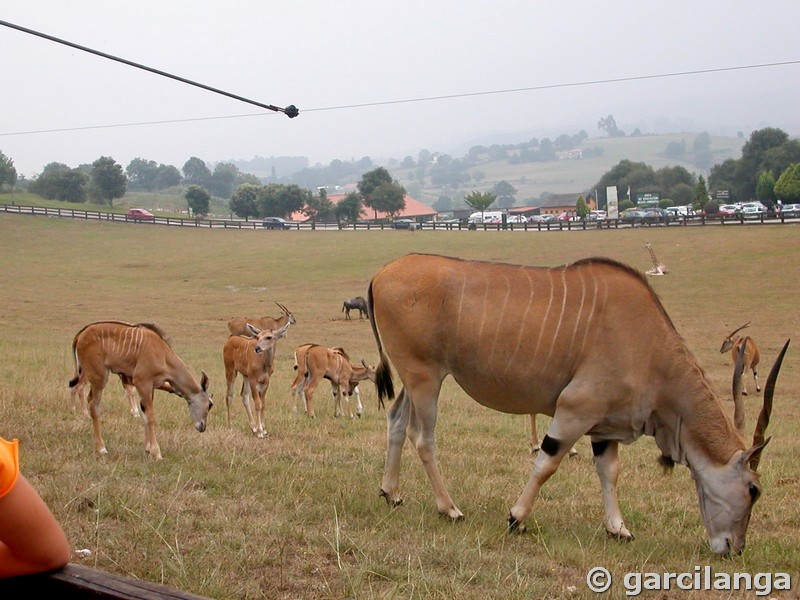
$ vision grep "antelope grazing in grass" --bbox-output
[68,321,212,460]
[223,321,291,437]
[720,322,761,395]
[290,344,375,418]
[227,302,295,337]
[342,296,368,320]
[368,253,788,555]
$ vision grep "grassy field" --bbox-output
[0,215,797,599]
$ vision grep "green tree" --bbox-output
[126,158,159,191]
[185,185,211,217]
[257,183,310,218]
[369,181,407,218]
[90,156,127,207]
[358,167,405,219]
[29,163,87,202]
[0,151,18,189]
[594,160,657,207]
[464,191,496,221]
[491,180,517,208]
[303,188,334,223]
[432,195,453,212]
[575,195,589,219]
[756,171,776,205]
[335,192,362,223]
[735,128,790,200]
[229,183,261,220]
[204,162,239,199]
[598,114,624,138]
[182,157,210,185]
[694,175,709,209]
[774,163,800,202]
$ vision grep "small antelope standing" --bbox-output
[368,253,788,555]
[720,322,761,395]
[227,302,295,337]
[290,344,370,419]
[223,321,291,437]
[68,321,213,460]
[342,296,368,320]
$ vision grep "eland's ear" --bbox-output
[246,323,260,336]
[739,437,771,471]
[200,370,210,390]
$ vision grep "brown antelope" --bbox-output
[291,344,361,419]
[223,321,291,437]
[342,296,368,320]
[68,321,213,460]
[720,322,761,395]
[368,253,788,555]
[227,302,295,337]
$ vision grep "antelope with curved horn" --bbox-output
[68,321,212,460]
[368,253,788,555]
[227,301,296,337]
[720,321,761,395]
[223,320,291,437]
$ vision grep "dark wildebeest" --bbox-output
[342,296,368,320]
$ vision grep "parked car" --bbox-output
[506,215,528,224]
[126,208,155,221]
[262,216,290,229]
[393,219,419,230]
[717,204,740,215]
[589,210,607,220]
[641,208,672,224]
[740,202,766,218]
[779,203,800,216]
[528,214,554,223]
[620,209,648,224]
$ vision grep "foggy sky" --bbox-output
[2,1,799,178]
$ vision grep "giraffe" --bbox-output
[645,243,668,275]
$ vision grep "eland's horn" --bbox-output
[732,337,748,434]
[728,321,751,338]
[750,339,790,471]
[275,301,291,316]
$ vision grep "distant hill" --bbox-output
[387,132,745,207]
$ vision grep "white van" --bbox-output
[468,211,503,224]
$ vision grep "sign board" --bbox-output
[715,189,730,200]
[636,192,661,207]
[606,186,619,219]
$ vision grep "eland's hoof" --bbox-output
[507,514,527,534]
[379,489,403,507]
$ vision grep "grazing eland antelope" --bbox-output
[290,344,374,418]
[368,253,788,555]
[227,301,295,337]
[68,321,212,460]
[342,296,368,320]
[720,322,761,395]
[223,321,291,437]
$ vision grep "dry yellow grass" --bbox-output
[0,215,798,599]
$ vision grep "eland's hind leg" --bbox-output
[380,388,411,507]
[404,379,462,519]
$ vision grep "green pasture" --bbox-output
[0,215,797,599]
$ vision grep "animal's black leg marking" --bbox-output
[540,435,560,456]
[592,440,610,457]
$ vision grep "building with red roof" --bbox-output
[290,194,437,223]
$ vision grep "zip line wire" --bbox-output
[1,19,799,138]
[0,19,299,119]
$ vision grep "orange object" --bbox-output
[0,438,20,499]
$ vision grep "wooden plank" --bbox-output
[0,563,213,599]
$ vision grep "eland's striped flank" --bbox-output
[368,253,788,555]
[68,320,212,460]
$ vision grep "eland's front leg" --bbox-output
[592,440,633,540]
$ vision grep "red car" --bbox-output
[126,208,155,221]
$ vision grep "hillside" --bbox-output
[388,132,745,207]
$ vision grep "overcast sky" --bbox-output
[2,1,799,178]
